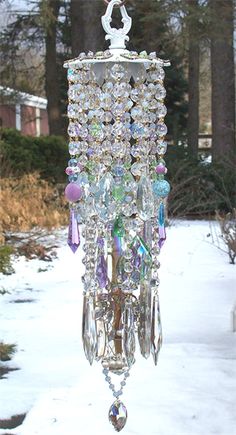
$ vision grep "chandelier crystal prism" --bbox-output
[64,0,170,431]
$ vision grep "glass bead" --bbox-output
[68,174,78,182]
[156,123,168,136]
[155,84,166,100]
[153,180,170,198]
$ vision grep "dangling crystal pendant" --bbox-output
[82,295,97,365]
[108,400,127,432]
[151,294,163,365]
[67,209,80,253]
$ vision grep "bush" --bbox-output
[166,145,236,217]
[0,128,68,183]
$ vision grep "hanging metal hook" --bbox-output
[104,0,127,7]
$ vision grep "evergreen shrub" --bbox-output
[0,128,67,183]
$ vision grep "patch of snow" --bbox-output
[0,221,235,435]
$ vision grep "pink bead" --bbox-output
[65,183,83,202]
[155,164,167,174]
[65,167,74,175]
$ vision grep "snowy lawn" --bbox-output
[0,221,235,435]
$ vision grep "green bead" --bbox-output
[112,185,125,202]
[112,216,125,237]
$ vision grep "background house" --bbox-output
[0,86,49,136]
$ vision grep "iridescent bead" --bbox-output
[156,123,168,136]
[155,164,167,175]
[65,167,74,175]
[153,180,170,198]
[68,158,78,167]
[68,174,78,183]
[112,165,125,177]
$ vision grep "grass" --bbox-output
[0,341,17,362]
[0,173,68,240]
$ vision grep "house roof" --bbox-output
[0,86,47,109]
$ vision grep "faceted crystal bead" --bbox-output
[130,88,140,102]
[108,401,127,432]
[67,103,80,118]
[69,141,80,155]
[89,122,104,141]
[156,103,167,117]
[131,123,145,139]
[130,106,143,120]
[131,162,146,177]
[67,122,81,137]
[68,83,83,101]
[113,82,130,99]
[112,121,127,137]
[155,84,167,100]
[156,140,168,155]
[101,92,113,110]
[111,142,127,158]
[147,67,165,82]
[110,63,127,81]
[102,81,113,92]
[156,123,168,136]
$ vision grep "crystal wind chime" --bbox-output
[64,0,170,431]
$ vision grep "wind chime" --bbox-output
[64,0,170,431]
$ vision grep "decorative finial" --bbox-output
[101,0,132,51]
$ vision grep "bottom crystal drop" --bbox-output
[108,400,127,432]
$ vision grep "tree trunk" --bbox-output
[210,0,235,160]
[187,0,200,159]
[45,0,61,136]
[71,0,104,57]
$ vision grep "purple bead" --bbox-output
[97,237,105,249]
[158,225,166,248]
[155,164,166,175]
[67,210,80,253]
[65,183,83,202]
[96,254,108,288]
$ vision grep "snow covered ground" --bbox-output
[0,221,235,435]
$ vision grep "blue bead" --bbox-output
[153,180,170,198]
[68,158,78,167]
[68,174,78,182]
[158,203,165,226]
[112,165,124,177]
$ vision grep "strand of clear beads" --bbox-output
[102,367,131,399]
[82,217,98,295]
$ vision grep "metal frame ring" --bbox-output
[104,0,127,7]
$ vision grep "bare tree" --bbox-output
[186,0,200,159]
[209,0,236,160]
[43,0,62,135]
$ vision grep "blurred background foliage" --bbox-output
[0,0,235,236]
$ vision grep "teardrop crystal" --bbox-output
[82,295,97,365]
[151,294,163,365]
[138,281,152,359]
[108,400,127,432]
[136,176,154,221]
[123,299,135,368]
